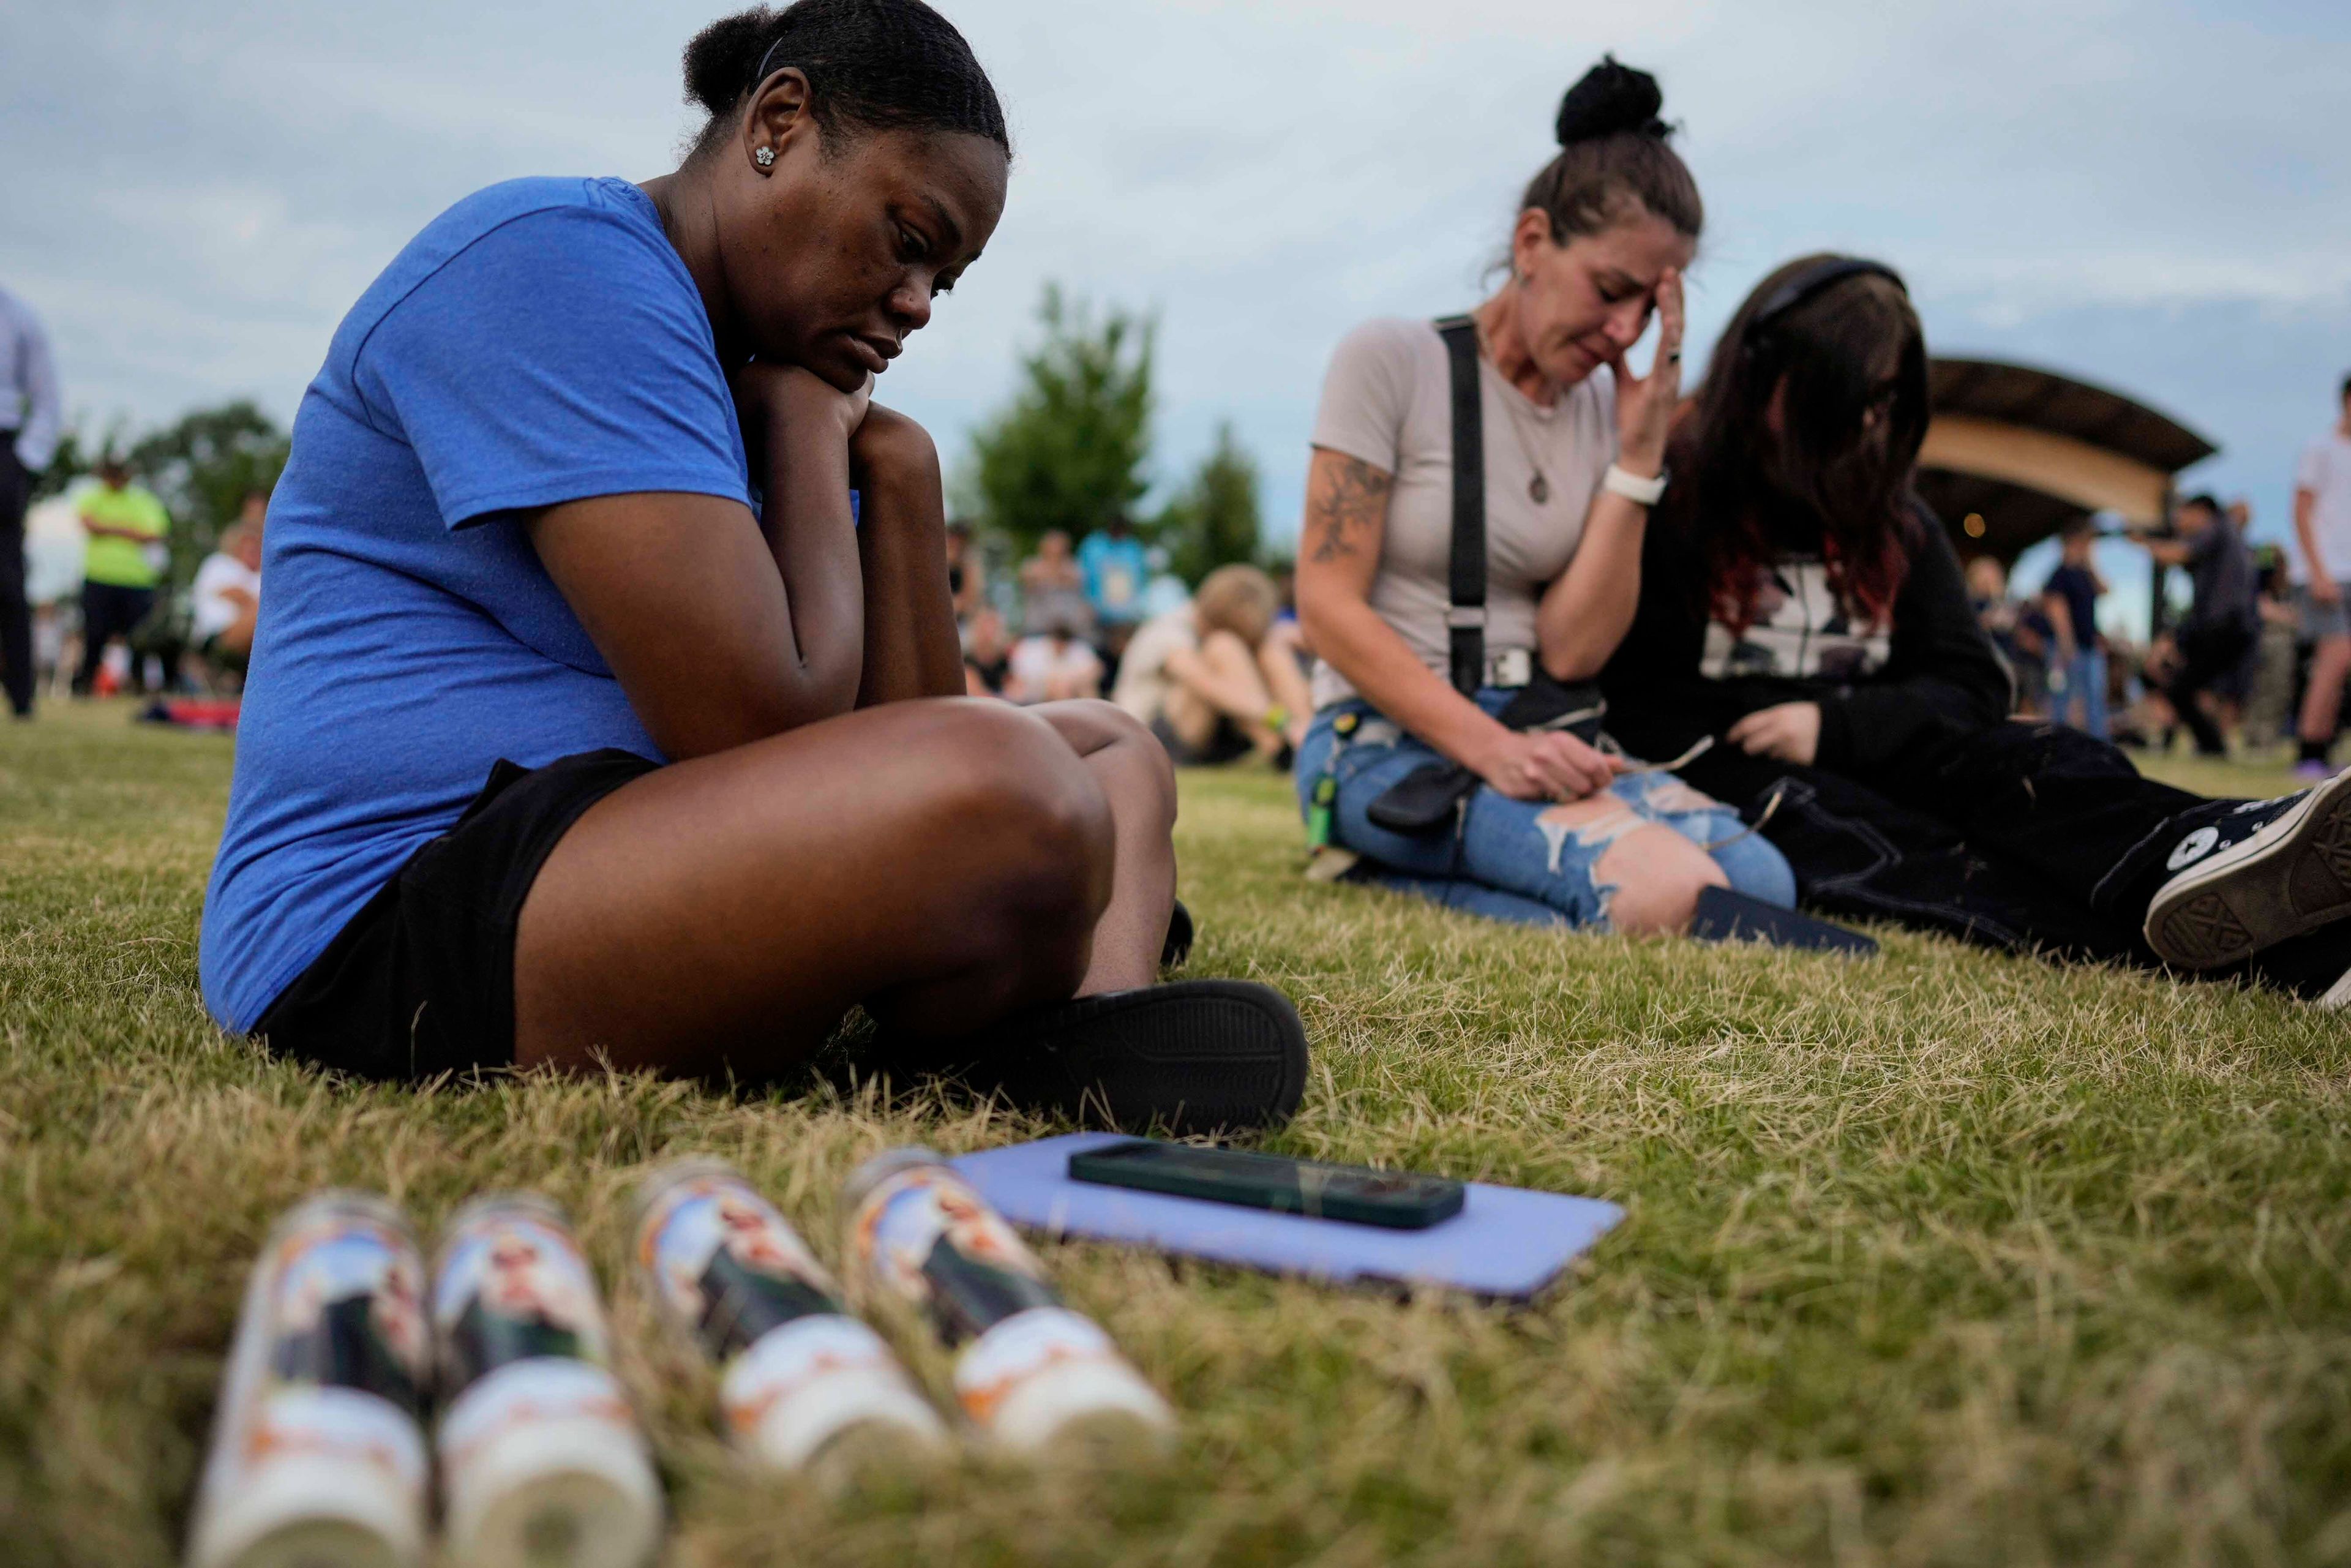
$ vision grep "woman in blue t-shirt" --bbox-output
[199,0,1307,1133]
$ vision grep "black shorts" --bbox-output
[252,749,659,1081]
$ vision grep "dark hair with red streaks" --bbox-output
[1664,253,1930,636]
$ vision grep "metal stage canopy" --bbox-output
[1916,357,2218,563]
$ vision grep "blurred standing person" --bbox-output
[2041,519,2107,738]
[2136,493,2257,757]
[1077,515,1149,651]
[73,457,170,697]
[2292,373,2351,779]
[1966,555,2038,716]
[0,283,62,719]
[2244,543,2299,751]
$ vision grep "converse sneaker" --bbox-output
[2144,770,2351,969]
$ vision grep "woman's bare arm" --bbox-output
[1295,447,1507,766]
[1161,643,1274,723]
[850,404,964,705]
[1533,268,1683,681]
[526,365,868,760]
[1531,488,1649,680]
[1294,446,1616,799]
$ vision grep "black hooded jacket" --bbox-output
[1600,493,2011,776]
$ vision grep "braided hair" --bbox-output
[683,1,1009,160]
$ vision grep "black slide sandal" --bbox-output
[1161,899,1194,970]
[881,979,1308,1136]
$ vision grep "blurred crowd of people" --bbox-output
[2,285,265,720]
[11,256,2351,792]
[1967,372,2351,776]
[951,517,1311,766]
[3,466,266,710]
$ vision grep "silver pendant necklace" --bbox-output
[1474,318,1556,506]
[1498,391,1554,506]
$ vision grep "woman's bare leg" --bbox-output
[1160,681,1222,752]
[844,424,1172,995]
[1196,630,1283,757]
[513,700,1113,1076]
[1031,699,1177,995]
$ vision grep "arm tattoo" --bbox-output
[1308,454,1392,563]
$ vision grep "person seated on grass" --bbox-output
[1002,609,1104,703]
[1114,564,1311,767]
[197,0,1308,1133]
[944,517,984,620]
[959,602,1012,696]
[1018,529,1093,640]
[1601,253,2351,1002]
[1293,58,1796,932]
[190,497,267,686]
[2134,493,2259,759]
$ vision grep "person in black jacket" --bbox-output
[1603,254,2351,999]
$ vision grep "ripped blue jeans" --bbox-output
[1295,692,1798,929]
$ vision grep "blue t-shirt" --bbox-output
[1077,531,1150,624]
[200,178,751,1032]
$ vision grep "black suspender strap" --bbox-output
[1433,315,1485,697]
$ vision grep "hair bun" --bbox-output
[683,6,779,117]
[1554,55,1670,146]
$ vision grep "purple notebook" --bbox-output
[949,1133,1624,1302]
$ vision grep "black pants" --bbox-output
[2161,622,2257,756]
[75,582,157,695]
[0,445,30,716]
[1680,719,2216,967]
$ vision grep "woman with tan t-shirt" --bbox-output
[1294,58,1794,932]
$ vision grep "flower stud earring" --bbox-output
[754,147,776,169]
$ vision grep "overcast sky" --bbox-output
[6,0,2348,601]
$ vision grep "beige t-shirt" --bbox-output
[1307,316,1615,709]
[1111,607,1198,726]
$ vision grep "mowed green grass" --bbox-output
[4,702,2349,1567]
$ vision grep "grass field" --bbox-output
[4,702,2349,1567]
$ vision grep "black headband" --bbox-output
[1748,257,1907,338]
[753,33,790,91]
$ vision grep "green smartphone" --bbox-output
[1067,1140,1465,1229]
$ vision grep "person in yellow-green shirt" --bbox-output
[74,457,170,696]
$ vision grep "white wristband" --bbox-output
[1602,464,1667,506]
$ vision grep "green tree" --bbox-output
[124,400,290,585]
[1155,421,1264,587]
[962,286,1155,555]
